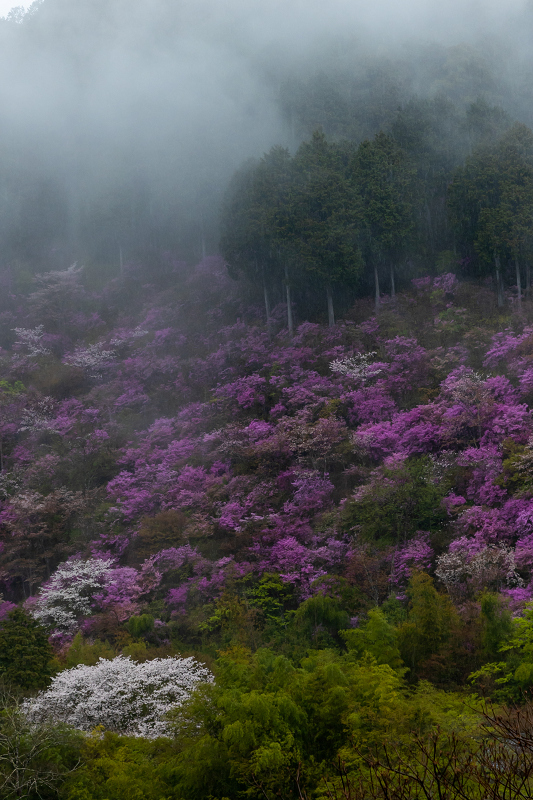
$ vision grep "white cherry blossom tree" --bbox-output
[330,352,383,383]
[30,558,114,633]
[24,655,213,738]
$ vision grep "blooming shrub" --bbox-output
[330,352,383,383]
[24,655,213,738]
[435,543,523,597]
[30,558,115,632]
[63,343,116,378]
[12,325,50,357]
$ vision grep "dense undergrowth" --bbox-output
[2,260,533,796]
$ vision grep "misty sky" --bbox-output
[0,1,528,38]
[0,0,532,267]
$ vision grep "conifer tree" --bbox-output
[0,610,53,690]
[354,131,416,308]
[289,131,363,325]
[448,123,533,304]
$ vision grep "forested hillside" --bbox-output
[0,253,533,797]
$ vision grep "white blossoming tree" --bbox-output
[63,343,116,378]
[24,655,213,738]
[30,558,114,633]
[110,326,149,346]
[12,325,50,357]
[19,397,58,433]
[330,352,382,383]
[436,544,523,598]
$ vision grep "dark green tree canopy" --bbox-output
[448,123,533,274]
[0,609,53,691]
[353,131,416,269]
[221,129,417,320]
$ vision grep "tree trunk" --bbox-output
[200,216,206,260]
[261,264,271,327]
[390,263,396,301]
[516,257,522,305]
[494,253,504,307]
[284,262,294,336]
[326,286,335,327]
[527,261,531,297]
[263,283,271,325]
[425,200,434,254]
[374,265,380,311]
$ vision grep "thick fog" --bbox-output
[0,0,531,270]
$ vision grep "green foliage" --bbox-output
[0,692,82,800]
[292,593,349,650]
[167,644,482,798]
[0,380,25,397]
[342,608,405,672]
[354,131,416,271]
[288,131,364,293]
[245,572,295,625]
[380,596,409,626]
[62,731,171,800]
[496,438,532,494]
[65,633,116,668]
[170,675,304,797]
[63,642,483,800]
[222,128,418,317]
[480,592,512,662]
[449,123,533,284]
[507,603,533,661]
[127,615,155,640]
[168,646,415,798]
[471,601,533,701]
[343,456,447,544]
[397,573,459,680]
[198,590,262,652]
[220,145,293,288]
[0,609,53,690]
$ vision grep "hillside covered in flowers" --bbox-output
[4,259,533,796]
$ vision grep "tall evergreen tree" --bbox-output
[220,146,294,331]
[354,132,416,308]
[0,610,53,690]
[448,123,533,305]
[288,131,363,325]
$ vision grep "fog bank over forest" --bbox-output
[0,0,532,271]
